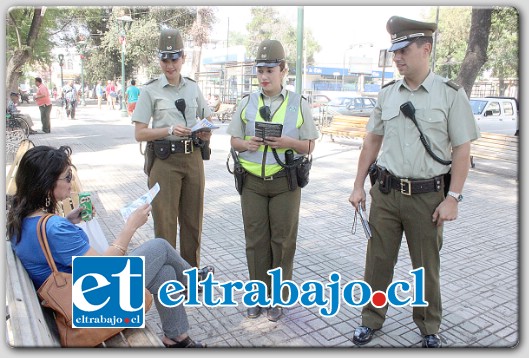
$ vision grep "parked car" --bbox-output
[307,94,331,108]
[325,96,376,117]
[469,96,518,135]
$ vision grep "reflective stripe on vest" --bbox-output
[239,91,303,177]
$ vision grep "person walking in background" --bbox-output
[348,16,480,348]
[95,80,104,110]
[132,28,212,268]
[33,77,52,133]
[227,39,319,322]
[62,80,77,120]
[106,80,117,110]
[125,79,141,116]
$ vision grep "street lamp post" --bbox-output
[118,15,133,118]
[58,54,64,88]
[78,41,87,106]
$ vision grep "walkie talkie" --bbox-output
[175,99,187,126]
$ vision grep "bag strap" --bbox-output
[36,214,59,273]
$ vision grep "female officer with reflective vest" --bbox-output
[227,39,319,322]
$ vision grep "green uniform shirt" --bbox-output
[227,87,320,141]
[368,71,480,179]
[131,74,212,140]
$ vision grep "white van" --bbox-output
[469,97,518,136]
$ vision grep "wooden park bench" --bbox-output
[320,115,369,148]
[5,143,164,348]
[211,103,235,123]
[470,132,518,168]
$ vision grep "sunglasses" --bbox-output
[59,170,73,183]
[159,51,182,63]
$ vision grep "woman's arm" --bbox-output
[84,203,151,256]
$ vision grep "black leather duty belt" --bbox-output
[249,169,288,181]
[388,173,444,196]
[168,140,196,154]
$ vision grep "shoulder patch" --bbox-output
[184,76,196,83]
[382,80,396,89]
[143,78,158,86]
[445,80,461,91]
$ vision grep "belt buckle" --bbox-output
[184,140,193,154]
[400,178,412,196]
[263,175,274,181]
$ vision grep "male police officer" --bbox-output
[348,16,479,348]
[132,28,212,268]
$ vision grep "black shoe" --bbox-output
[247,306,262,319]
[197,266,215,281]
[29,129,37,134]
[352,326,377,346]
[422,334,442,348]
[164,336,206,348]
[267,306,283,322]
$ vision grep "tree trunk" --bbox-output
[6,8,45,92]
[456,8,492,98]
[190,7,204,81]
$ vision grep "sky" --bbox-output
[210,5,434,67]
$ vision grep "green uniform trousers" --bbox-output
[148,149,204,268]
[241,174,301,301]
[362,181,444,335]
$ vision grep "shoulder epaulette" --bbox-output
[184,77,196,83]
[445,80,461,91]
[382,80,396,89]
[143,78,158,86]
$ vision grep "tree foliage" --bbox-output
[246,7,320,72]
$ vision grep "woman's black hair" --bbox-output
[7,145,72,243]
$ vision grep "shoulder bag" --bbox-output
[36,214,153,347]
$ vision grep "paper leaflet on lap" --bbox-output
[120,182,160,221]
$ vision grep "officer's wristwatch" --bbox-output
[447,191,463,202]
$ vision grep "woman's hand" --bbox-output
[66,207,83,224]
[246,136,264,152]
[125,203,151,231]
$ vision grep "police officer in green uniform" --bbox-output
[227,40,319,322]
[132,28,212,268]
[349,16,480,348]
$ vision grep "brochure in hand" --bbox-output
[358,205,372,239]
[120,182,160,221]
[254,121,283,139]
[191,118,220,132]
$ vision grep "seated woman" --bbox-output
[7,145,212,348]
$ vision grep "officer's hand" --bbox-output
[263,135,292,149]
[349,187,367,211]
[246,136,263,152]
[196,131,212,141]
[173,125,192,137]
[432,198,458,226]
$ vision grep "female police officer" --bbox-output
[227,40,319,321]
[132,28,212,269]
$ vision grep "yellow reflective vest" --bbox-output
[239,91,304,177]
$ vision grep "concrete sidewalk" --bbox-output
[7,101,519,348]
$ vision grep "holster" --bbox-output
[143,141,155,176]
[295,156,312,188]
[192,134,211,160]
[376,166,391,194]
[368,162,378,186]
[286,167,298,191]
[443,171,451,197]
[234,164,246,195]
